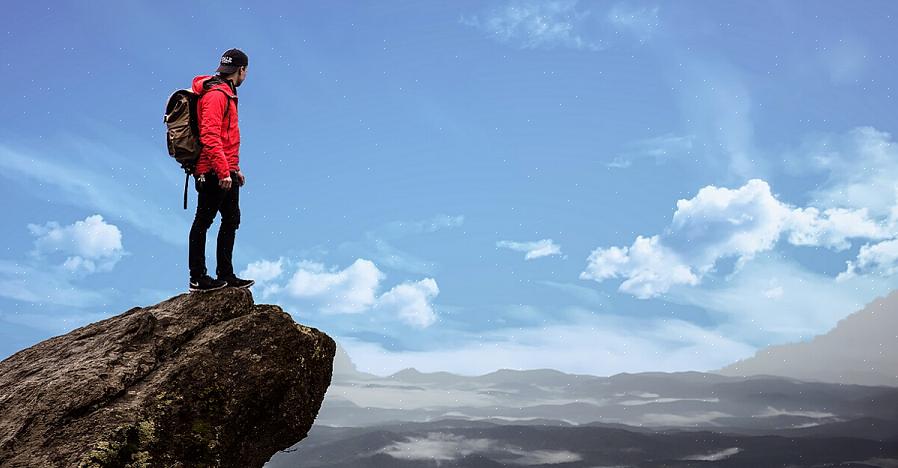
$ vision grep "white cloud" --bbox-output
[380,432,582,465]
[242,258,284,282]
[681,447,742,461]
[837,237,898,281]
[0,215,123,308]
[669,179,791,271]
[249,257,442,327]
[504,447,582,465]
[581,178,892,298]
[28,214,125,274]
[497,239,562,260]
[461,0,604,51]
[375,278,439,327]
[240,258,285,297]
[783,126,898,280]
[285,259,384,314]
[580,235,699,299]
[786,206,889,251]
[381,432,492,461]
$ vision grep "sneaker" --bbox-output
[189,275,228,293]
[217,274,255,289]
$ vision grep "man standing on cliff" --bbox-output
[188,48,255,292]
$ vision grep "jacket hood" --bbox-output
[192,75,237,98]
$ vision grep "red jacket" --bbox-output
[192,75,240,179]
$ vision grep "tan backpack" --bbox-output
[164,88,230,209]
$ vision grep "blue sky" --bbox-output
[3,0,898,376]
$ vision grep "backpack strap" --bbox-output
[183,173,189,210]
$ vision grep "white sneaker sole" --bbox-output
[188,283,227,293]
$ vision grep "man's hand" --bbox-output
[219,176,233,190]
[236,170,245,186]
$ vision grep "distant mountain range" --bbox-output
[333,289,898,389]
[266,290,898,466]
[315,362,898,429]
[269,364,898,466]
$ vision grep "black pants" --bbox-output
[188,170,240,280]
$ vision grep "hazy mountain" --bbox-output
[718,289,898,386]
[315,365,898,429]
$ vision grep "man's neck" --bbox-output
[215,74,238,93]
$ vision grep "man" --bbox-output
[188,48,255,292]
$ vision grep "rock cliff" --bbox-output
[0,288,335,467]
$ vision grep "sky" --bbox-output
[2,0,898,377]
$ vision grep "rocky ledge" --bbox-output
[0,288,335,467]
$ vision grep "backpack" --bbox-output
[164,86,231,209]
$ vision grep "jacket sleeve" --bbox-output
[198,90,231,179]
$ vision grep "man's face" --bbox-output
[236,66,247,87]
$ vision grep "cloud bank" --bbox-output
[241,258,440,328]
[581,178,893,298]
[28,214,125,274]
